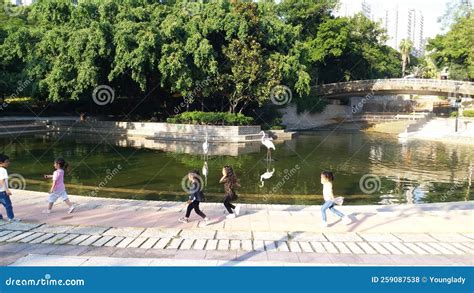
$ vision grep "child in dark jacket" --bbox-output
[219,165,241,219]
[179,170,210,226]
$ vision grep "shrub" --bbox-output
[270,125,285,130]
[4,97,34,105]
[167,111,254,126]
[463,110,474,117]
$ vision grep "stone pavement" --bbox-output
[0,190,473,266]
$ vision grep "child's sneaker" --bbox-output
[234,205,241,216]
[320,221,328,227]
[200,217,211,227]
[8,218,21,223]
[226,214,236,219]
[178,217,189,223]
[42,209,51,214]
[68,206,75,214]
[342,216,351,225]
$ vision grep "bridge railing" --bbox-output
[315,78,474,88]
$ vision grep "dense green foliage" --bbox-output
[463,110,474,117]
[167,111,253,125]
[1,0,402,118]
[427,12,474,81]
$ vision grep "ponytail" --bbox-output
[55,158,71,174]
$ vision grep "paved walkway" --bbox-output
[0,190,473,266]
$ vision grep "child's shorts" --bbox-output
[48,190,69,203]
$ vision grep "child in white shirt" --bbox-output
[0,154,20,222]
[320,171,350,227]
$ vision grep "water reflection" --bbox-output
[202,161,208,186]
[259,168,275,187]
[40,132,261,156]
[0,130,471,205]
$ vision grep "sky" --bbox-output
[336,0,452,39]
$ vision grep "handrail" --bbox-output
[314,78,474,88]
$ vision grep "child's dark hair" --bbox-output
[190,170,201,181]
[321,171,334,182]
[0,154,9,163]
[189,170,203,189]
[55,158,69,171]
[224,165,238,188]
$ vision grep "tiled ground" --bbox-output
[0,190,472,266]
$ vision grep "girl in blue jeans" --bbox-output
[320,171,350,227]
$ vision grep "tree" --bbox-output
[427,14,474,81]
[437,0,472,31]
[399,39,413,77]
[408,56,438,79]
[308,13,401,83]
[0,0,403,118]
[278,0,338,38]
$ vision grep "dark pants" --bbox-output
[185,201,206,218]
[0,191,14,220]
[223,195,235,213]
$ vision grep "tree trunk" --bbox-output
[402,56,406,77]
[238,100,249,113]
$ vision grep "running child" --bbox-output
[179,170,211,225]
[0,154,20,222]
[43,158,75,214]
[320,171,350,227]
[219,165,240,219]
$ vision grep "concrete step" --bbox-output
[148,132,261,142]
[0,124,47,134]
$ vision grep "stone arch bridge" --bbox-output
[313,79,474,99]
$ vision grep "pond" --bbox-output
[1,130,472,205]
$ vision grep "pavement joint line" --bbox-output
[30,233,56,244]
[7,231,36,243]
[451,242,473,253]
[436,242,465,255]
[20,232,46,243]
[1,225,474,257]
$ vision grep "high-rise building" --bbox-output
[335,0,373,20]
[10,0,35,5]
[334,1,426,57]
[406,9,425,57]
[361,1,372,19]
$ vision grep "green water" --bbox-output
[1,131,472,205]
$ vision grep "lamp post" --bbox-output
[454,97,461,132]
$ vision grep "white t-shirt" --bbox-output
[322,182,334,201]
[0,167,8,192]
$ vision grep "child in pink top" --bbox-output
[43,158,75,214]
